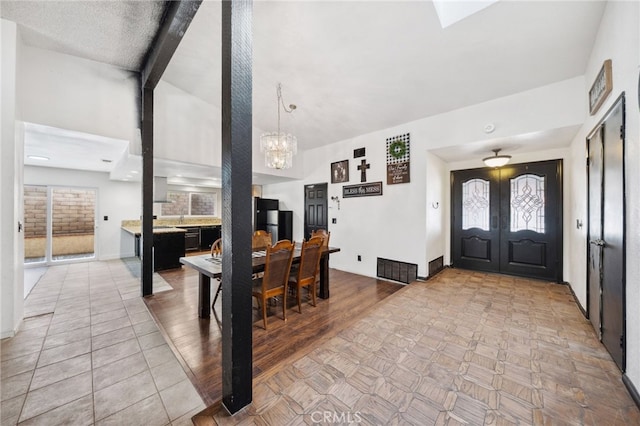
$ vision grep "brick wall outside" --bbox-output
[161,192,189,216]
[24,186,47,238]
[191,193,215,215]
[51,188,95,235]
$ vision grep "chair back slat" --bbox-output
[296,236,324,285]
[311,229,330,247]
[262,240,294,291]
[252,230,272,249]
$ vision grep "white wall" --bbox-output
[18,45,139,143]
[566,0,640,392]
[1,19,24,338]
[263,78,585,281]
[24,166,142,260]
[154,79,304,180]
[425,152,448,267]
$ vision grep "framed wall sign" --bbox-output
[386,133,410,184]
[331,160,349,184]
[342,182,383,198]
[589,59,612,115]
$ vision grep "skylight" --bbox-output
[432,0,500,28]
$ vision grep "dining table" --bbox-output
[180,244,341,318]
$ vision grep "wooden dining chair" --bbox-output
[288,236,324,313]
[252,230,272,249]
[311,229,330,247]
[210,238,223,309]
[252,239,294,329]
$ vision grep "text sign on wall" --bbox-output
[342,182,383,198]
[386,133,410,184]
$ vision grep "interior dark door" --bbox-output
[499,161,562,282]
[451,168,500,272]
[587,126,604,338]
[304,183,328,239]
[598,96,625,371]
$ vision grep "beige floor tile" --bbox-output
[138,330,166,351]
[93,370,157,421]
[30,353,92,391]
[18,394,94,426]
[150,358,189,391]
[159,378,205,421]
[0,351,39,379]
[0,393,26,425]
[93,352,149,391]
[95,393,170,426]
[42,325,91,350]
[36,338,91,368]
[92,337,141,369]
[143,344,176,369]
[19,371,92,422]
[91,325,136,351]
[91,315,132,337]
[1,370,32,402]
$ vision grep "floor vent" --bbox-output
[428,256,444,278]
[377,257,418,284]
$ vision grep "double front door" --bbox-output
[451,160,562,282]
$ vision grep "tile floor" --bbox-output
[1,260,205,425]
[200,268,640,425]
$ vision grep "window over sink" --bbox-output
[161,191,217,216]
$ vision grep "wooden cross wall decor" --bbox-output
[358,159,370,182]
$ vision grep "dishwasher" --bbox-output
[184,227,200,251]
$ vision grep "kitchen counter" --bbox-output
[121,217,221,230]
[121,226,187,236]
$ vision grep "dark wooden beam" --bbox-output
[221,0,253,414]
[140,0,203,90]
[139,0,202,295]
[141,88,154,296]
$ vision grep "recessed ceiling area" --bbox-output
[24,123,130,173]
[429,125,582,163]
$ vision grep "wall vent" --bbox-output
[377,257,418,284]
[428,256,444,278]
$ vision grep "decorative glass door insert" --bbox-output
[462,179,490,231]
[510,174,545,233]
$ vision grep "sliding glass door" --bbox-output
[24,185,97,265]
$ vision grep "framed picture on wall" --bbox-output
[331,160,349,184]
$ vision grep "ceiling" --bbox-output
[3,0,607,184]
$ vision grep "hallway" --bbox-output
[1,260,204,425]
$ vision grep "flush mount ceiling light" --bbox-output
[483,148,511,168]
[260,83,297,170]
[27,155,50,161]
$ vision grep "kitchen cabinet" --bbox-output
[200,225,221,250]
[153,232,185,271]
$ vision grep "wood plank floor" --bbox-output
[145,262,404,406]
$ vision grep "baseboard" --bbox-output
[100,253,132,261]
[562,281,588,319]
[623,374,640,409]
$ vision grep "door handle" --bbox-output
[590,239,605,247]
[492,216,498,229]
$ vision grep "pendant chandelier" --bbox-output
[260,83,297,169]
